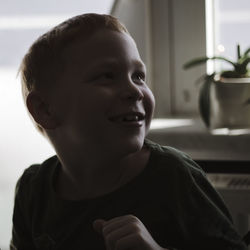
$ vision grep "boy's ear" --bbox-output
[26,91,58,130]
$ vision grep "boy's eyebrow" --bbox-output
[88,59,146,70]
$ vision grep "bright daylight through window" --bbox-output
[0,1,113,249]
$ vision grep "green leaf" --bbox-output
[237,44,241,60]
[243,47,250,57]
[239,57,250,74]
[183,57,210,69]
[198,74,214,127]
[183,56,237,70]
[220,70,242,78]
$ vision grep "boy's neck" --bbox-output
[54,145,150,201]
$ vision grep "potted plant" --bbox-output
[183,44,250,130]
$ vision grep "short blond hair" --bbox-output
[19,13,128,134]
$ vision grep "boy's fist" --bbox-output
[93,215,166,250]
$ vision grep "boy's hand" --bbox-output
[93,215,167,250]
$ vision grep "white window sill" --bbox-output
[147,117,250,161]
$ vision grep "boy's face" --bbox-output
[52,29,155,154]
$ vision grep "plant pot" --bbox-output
[210,76,250,129]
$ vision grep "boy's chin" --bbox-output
[118,134,145,154]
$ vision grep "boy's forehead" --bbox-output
[61,29,144,69]
[66,29,132,52]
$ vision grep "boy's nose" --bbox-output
[120,79,144,101]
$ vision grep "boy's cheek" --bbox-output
[146,90,156,117]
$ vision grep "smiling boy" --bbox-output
[35,25,154,200]
[11,13,247,250]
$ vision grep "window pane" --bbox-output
[214,0,250,71]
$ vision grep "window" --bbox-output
[112,0,250,118]
[112,0,250,157]
[0,1,113,249]
[213,0,250,72]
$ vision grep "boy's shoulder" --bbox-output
[144,139,212,204]
[16,155,58,196]
[145,139,205,178]
[22,155,58,179]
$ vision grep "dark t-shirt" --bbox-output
[10,140,247,249]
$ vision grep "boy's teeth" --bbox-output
[109,113,144,122]
[123,115,139,121]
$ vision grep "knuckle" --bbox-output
[131,223,141,233]
[128,214,138,223]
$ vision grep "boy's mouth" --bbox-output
[109,112,145,124]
